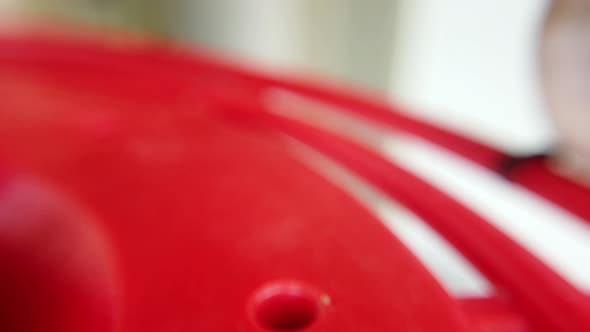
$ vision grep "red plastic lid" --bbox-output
[0,32,471,332]
[1,29,589,332]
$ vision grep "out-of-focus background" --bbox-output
[0,0,553,152]
[3,0,589,297]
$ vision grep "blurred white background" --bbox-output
[174,0,554,154]
[0,0,554,150]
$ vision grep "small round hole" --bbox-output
[252,282,321,331]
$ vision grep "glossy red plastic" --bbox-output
[0,29,588,332]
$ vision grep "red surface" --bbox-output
[248,111,590,332]
[459,298,530,332]
[0,33,472,332]
[3,32,588,223]
[0,177,115,332]
[0,30,588,332]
